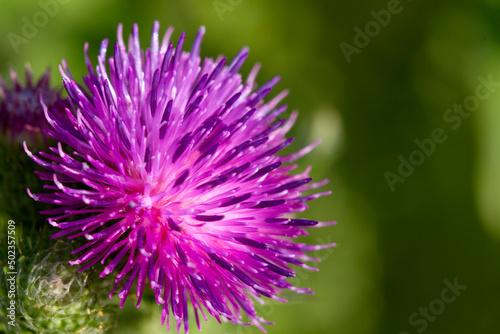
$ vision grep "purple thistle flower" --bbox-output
[25,22,335,333]
[0,65,67,145]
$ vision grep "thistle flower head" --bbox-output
[25,22,335,333]
[0,66,68,226]
[0,65,67,145]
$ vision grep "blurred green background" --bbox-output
[1,0,500,333]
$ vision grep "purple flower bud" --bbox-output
[0,65,69,145]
